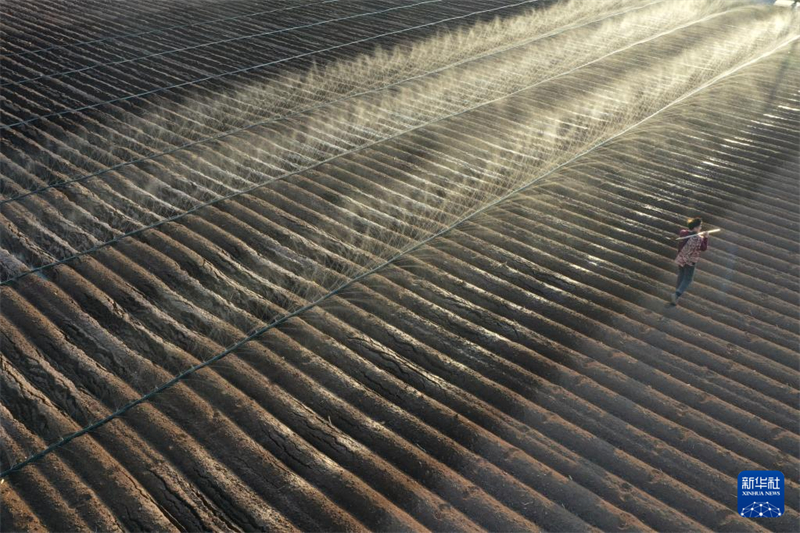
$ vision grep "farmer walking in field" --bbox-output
[671,216,711,306]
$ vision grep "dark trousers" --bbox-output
[675,264,696,297]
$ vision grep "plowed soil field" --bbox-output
[1,0,799,531]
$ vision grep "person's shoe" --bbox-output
[670,293,679,306]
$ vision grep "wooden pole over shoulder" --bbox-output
[675,228,721,240]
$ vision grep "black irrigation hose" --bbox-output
[1,0,662,206]
[0,5,740,287]
[1,0,441,88]
[0,0,536,130]
[3,35,791,480]
[0,0,348,60]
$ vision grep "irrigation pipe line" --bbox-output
[2,0,666,206]
[2,35,794,481]
[0,0,543,130]
[0,0,349,60]
[0,4,748,287]
[1,0,443,88]
[675,229,721,240]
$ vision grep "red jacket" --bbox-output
[677,229,709,251]
[676,229,708,266]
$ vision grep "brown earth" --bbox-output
[1,1,799,531]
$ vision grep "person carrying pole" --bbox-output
[671,216,712,306]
